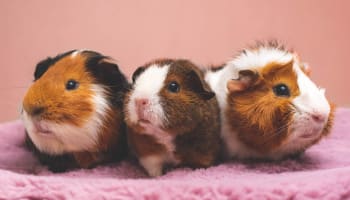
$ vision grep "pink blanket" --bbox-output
[0,108,350,199]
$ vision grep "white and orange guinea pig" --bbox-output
[22,50,129,172]
[125,58,221,177]
[205,41,335,160]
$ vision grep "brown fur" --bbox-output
[125,59,221,175]
[208,64,225,72]
[127,126,167,157]
[23,51,128,172]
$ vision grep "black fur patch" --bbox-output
[185,69,215,100]
[34,50,76,81]
[25,132,78,172]
[208,64,225,72]
[84,51,130,109]
[132,66,146,83]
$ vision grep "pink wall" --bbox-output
[0,0,349,122]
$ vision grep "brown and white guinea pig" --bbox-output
[205,41,335,160]
[124,58,221,177]
[21,50,129,172]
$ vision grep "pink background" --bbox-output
[0,0,349,122]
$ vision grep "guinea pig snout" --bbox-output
[135,98,150,119]
[33,120,52,134]
[23,86,48,117]
[135,98,149,108]
[29,106,46,116]
[308,112,327,124]
[23,103,47,117]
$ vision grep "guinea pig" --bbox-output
[205,41,335,160]
[124,58,221,177]
[22,50,129,172]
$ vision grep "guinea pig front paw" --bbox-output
[48,164,70,173]
[73,152,103,169]
[139,154,164,177]
[46,158,77,173]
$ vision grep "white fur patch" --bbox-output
[139,133,180,177]
[280,65,331,154]
[70,50,81,58]
[22,84,109,155]
[231,48,293,72]
[127,64,170,126]
[70,49,91,58]
[139,155,164,177]
[205,67,232,111]
[90,84,110,129]
[293,67,330,117]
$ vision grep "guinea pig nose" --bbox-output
[30,106,46,116]
[311,113,326,123]
[135,98,149,107]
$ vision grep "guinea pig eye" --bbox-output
[65,79,79,90]
[273,84,290,97]
[167,81,180,93]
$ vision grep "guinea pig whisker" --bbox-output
[290,103,301,114]
[259,109,296,145]
[273,122,292,135]
[105,85,123,87]
[261,121,293,145]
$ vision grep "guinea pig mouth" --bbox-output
[136,112,153,124]
[33,121,53,135]
[300,133,315,139]
[138,119,151,123]
[299,128,322,140]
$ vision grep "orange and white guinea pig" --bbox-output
[125,58,221,177]
[205,41,334,160]
[22,50,129,172]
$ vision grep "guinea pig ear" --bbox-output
[186,70,215,100]
[292,52,311,76]
[86,58,129,92]
[227,70,259,93]
[301,62,311,76]
[34,50,77,81]
[34,57,53,80]
[132,66,146,83]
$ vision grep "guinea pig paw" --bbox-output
[73,152,100,169]
[139,155,164,177]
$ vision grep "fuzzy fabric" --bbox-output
[0,108,350,200]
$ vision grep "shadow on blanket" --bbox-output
[0,108,349,199]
